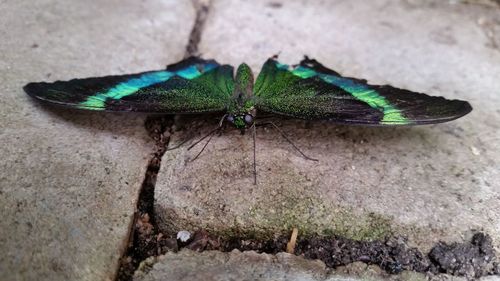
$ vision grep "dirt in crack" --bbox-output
[116,115,173,281]
[428,232,499,277]
[141,230,498,279]
[297,232,499,278]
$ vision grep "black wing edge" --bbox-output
[164,56,222,71]
[298,56,473,125]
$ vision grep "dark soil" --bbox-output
[167,230,499,278]
[428,233,499,278]
[296,235,429,274]
[296,233,499,278]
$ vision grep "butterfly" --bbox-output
[24,56,472,183]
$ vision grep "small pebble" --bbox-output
[177,230,191,242]
[470,146,480,156]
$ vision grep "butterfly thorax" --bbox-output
[226,63,256,130]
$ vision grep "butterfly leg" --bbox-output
[166,137,192,151]
[257,121,319,162]
[252,122,257,185]
[167,125,217,152]
[168,114,227,151]
[187,114,227,161]
[189,128,217,162]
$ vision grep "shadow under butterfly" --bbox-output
[24,56,472,184]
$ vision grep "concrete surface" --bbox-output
[0,0,194,280]
[156,0,500,256]
[2,0,500,280]
[134,250,500,281]
[133,249,469,281]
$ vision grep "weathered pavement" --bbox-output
[0,1,194,280]
[1,0,500,280]
[133,250,430,281]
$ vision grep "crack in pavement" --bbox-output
[115,1,213,280]
[115,116,173,281]
[185,0,212,58]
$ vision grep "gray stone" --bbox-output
[0,0,194,280]
[132,250,396,281]
[134,250,488,281]
[155,0,500,257]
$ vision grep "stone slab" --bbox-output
[0,1,194,280]
[133,249,470,281]
[155,0,500,256]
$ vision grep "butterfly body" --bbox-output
[225,63,257,131]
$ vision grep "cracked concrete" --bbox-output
[155,0,500,265]
[2,0,500,280]
[0,0,194,280]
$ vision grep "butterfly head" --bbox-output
[226,113,254,131]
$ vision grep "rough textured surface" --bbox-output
[134,250,497,281]
[133,249,428,281]
[0,1,194,280]
[155,0,500,256]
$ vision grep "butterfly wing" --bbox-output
[24,57,235,114]
[254,57,472,125]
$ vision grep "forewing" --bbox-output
[24,57,235,114]
[254,57,472,125]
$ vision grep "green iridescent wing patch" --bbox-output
[254,57,472,125]
[24,57,234,114]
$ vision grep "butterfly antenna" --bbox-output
[252,123,257,185]
[263,121,319,162]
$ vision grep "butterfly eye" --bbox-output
[227,115,234,123]
[244,114,253,124]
